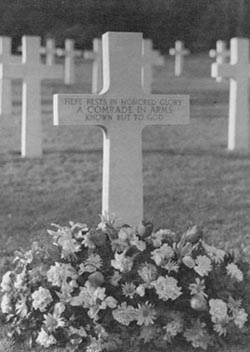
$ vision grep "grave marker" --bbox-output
[169,40,190,77]
[209,40,230,82]
[84,38,103,93]
[56,39,82,85]
[142,39,165,93]
[64,39,75,85]
[0,36,64,157]
[211,37,250,150]
[0,36,20,115]
[40,38,57,66]
[54,32,189,225]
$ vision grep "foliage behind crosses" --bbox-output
[0,0,249,53]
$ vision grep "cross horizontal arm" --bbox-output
[56,48,82,57]
[41,65,64,80]
[0,62,63,80]
[0,63,26,78]
[211,62,236,79]
[209,49,229,59]
[169,48,190,56]
[83,51,96,60]
[53,93,189,128]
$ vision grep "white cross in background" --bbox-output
[169,40,190,77]
[40,38,57,66]
[56,39,83,85]
[209,40,230,82]
[0,36,64,157]
[142,38,165,94]
[84,38,103,94]
[0,36,20,115]
[212,37,250,151]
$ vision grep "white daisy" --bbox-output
[136,302,157,326]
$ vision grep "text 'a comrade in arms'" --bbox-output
[64,97,184,121]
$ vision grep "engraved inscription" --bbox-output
[62,96,187,123]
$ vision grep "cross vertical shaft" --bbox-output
[46,39,55,66]
[21,36,42,157]
[101,32,144,224]
[102,32,143,95]
[92,39,102,93]
[102,124,143,224]
[0,37,13,115]
[65,39,75,85]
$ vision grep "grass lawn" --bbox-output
[0,54,250,351]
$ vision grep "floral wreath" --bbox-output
[1,213,250,351]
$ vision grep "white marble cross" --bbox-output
[209,40,230,82]
[0,36,20,115]
[0,36,64,157]
[169,40,190,77]
[40,38,57,66]
[54,32,189,225]
[56,39,82,85]
[211,37,250,151]
[142,39,165,94]
[64,39,75,85]
[84,38,103,93]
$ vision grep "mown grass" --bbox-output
[0,54,250,351]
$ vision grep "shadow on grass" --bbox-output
[143,147,250,160]
[3,145,250,161]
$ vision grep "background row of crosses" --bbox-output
[0,35,233,94]
[0,35,166,113]
[0,31,250,225]
[0,34,233,102]
[0,34,168,158]
[0,33,250,159]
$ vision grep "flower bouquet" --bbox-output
[1,214,250,351]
